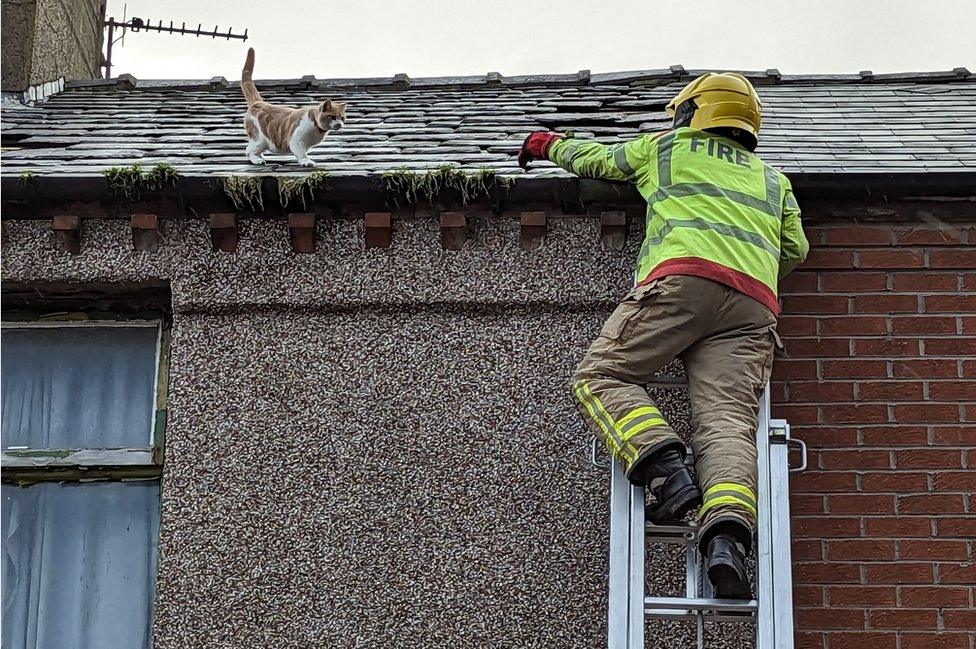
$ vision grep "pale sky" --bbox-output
[106,0,975,80]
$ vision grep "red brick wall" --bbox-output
[773,224,976,649]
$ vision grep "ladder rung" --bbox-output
[644,522,699,544]
[644,609,757,623]
[644,596,758,620]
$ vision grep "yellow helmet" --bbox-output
[666,73,763,151]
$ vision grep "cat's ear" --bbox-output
[320,99,333,112]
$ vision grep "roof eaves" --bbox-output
[3,171,975,224]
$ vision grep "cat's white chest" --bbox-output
[291,114,325,149]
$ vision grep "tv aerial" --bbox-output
[102,4,248,78]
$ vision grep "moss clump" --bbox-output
[381,164,499,207]
[144,162,180,190]
[221,175,264,211]
[103,163,181,200]
[103,164,146,200]
[18,170,38,186]
[277,171,329,209]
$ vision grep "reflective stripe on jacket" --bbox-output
[548,127,809,315]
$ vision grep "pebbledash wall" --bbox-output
[2,215,724,649]
[2,214,974,648]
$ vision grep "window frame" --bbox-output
[0,317,169,484]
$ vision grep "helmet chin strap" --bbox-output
[672,98,697,129]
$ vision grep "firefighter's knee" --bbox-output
[569,371,590,408]
[570,358,599,394]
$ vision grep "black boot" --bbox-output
[648,468,702,524]
[706,532,751,599]
[631,446,703,524]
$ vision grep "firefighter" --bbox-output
[519,73,808,598]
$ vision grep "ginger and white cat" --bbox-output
[241,48,347,166]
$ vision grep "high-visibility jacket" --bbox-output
[548,127,809,315]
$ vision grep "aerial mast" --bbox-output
[102,14,248,79]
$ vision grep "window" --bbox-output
[2,303,168,649]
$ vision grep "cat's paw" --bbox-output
[248,156,266,165]
[297,159,316,168]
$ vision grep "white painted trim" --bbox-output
[1,447,156,469]
[150,322,164,445]
[2,320,161,329]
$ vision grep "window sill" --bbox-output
[2,447,157,468]
[1,447,162,483]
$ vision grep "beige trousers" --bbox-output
[572,275,777,536]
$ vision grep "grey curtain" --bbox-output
[2,481,160,649]
[2,326,162,647]
[1,327,158,449]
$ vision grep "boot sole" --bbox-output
[646,485,702,524]
[707,563,752,600]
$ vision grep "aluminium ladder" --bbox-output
[604,387,807,649]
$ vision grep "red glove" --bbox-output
[518,131,563,169]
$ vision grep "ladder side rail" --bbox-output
[627,483,646,649]
[768,419,797,648]
[685,542,698,600]
[755,386,777,649]
[608,461,632,649]
[688,543,705,649]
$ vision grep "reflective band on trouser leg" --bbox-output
[700,483,758,519]
[616,405,667,443]
[573,381,638,464]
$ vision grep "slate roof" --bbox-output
[1,68,975,179]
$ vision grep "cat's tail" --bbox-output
[242,47,262,105]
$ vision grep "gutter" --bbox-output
[2,172,975,224]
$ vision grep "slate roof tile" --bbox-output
[1,70,974,177]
